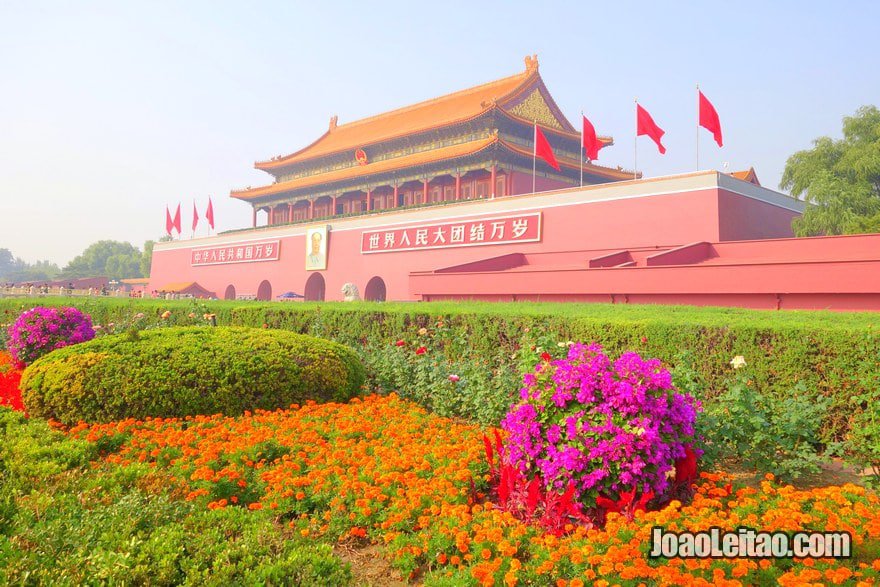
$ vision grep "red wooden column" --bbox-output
[422,179,429,204]
[252,207,257,228]
[490,164,497,198]
[331,195,338,216]
[393,184,399,208]
[268,207,274,225]
[309,199,315,220]
[455,172,461,200]
[366,189,372,211]
[288,203,293,222]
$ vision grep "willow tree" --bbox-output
[781,105,880,236]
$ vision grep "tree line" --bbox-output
[0,237,171,283]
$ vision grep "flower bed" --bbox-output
[69,394,880,586]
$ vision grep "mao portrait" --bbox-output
[305,226,328,270]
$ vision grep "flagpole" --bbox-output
[634,99,638,181]
[579,111,584,187]
[696,84,700,171]
[532,120,537,194]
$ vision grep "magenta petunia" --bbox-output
[6,306,95,366]
[501,343,699,508]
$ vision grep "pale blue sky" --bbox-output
[1,1,878,265]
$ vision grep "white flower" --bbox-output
[730,355,747,369]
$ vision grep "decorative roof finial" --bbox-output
[524,54,539,73]
[329,115,338,131]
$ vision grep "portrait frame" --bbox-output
[305,225,328,270]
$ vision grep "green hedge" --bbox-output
[3,298,878,446]
[19,326,365,425]
[226,302,879,445]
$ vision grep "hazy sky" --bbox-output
[2,1,878,266]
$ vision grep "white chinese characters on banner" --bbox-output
[191,240,281,266]
[360,213,541,254]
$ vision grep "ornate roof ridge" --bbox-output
[254,60,541,171]
[329,71,531,134]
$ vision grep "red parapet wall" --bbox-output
[411,233,880,311]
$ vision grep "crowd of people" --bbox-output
[0,283,136,297]
[1,282,218,301]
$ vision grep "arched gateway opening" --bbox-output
[304,273,325,301]
[256,280,272,301]
[364,276,386,301]
[224,285,236,300]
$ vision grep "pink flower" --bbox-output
[448,374,460,382]
[394,339,406,347]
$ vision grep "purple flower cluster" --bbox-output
[501,343,699,505]
[6,306,95,366]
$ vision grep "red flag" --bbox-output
[172,203,181,235]
[636,104,666,154]
[192,200,199,232]
[582,115,602,161]
[165,206,173,235]
[698,90,723,147]
[205,197,215,230]
[534,124,560,171]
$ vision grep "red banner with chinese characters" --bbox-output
[191,240,281,266]
[361,213,542,254]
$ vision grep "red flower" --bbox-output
[540,352,552,362]
[0,354,27,415]
[415,346,427,355]
[674,445,698,484]
[597,489,654,515]
[394,339,406,347]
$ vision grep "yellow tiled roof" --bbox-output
[255,67,538,170]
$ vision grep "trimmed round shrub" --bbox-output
[20,326,365,424]
[7,306,95,366]
[502,343,699,506]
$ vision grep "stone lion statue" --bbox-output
[341,283,361,302]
